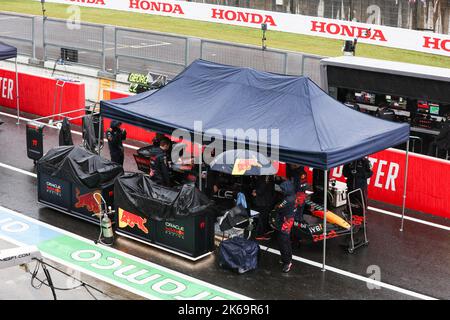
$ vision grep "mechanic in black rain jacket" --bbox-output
[252,175,275,239]
[106,120,127,165]
[149,137,171,187]
[273,180,296,273]
[343,157,373,209]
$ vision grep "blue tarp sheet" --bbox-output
[100,60,410,169]
[0,42,17,60]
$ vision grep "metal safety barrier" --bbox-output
[0,12,36,59]
[0,11,326,82]
[43,18,106,71]
[200,39,289,75]
[114,27,188,76]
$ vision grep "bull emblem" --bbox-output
[74,188,102,216]
[118,208,149,234]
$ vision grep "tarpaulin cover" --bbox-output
[100,59,410,169]
[37,146,123,189]
[0,42,17,60]
[114,172,215,221]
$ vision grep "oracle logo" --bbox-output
[211,8,277,27]
[129,0,184,15]
[310,20,387,42]
[66,0,106,4]
[423,36,450,53]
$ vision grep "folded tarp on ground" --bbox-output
[114,172,215,221]
[37,145,123,189]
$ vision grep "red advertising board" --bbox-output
[291,149,450,219]
[364,150,450,220]
[0,68,85,124]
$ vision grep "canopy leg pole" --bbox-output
[15,57,20,125]
[98,116,102,156]
[322,170,328,272]
[198,143,202,191]
[400,140,410,232]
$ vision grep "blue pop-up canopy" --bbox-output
[101,59,409,170]
[0,42,17,60]
[100,59,413,270]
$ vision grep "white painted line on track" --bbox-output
[0,160,442,300]
[0,162,37,178]
[259,245,437,300]
[0,206,252,300]
[369,206,450,232]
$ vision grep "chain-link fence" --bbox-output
[301,54,323,84]
[200,39,288,74]
[190,0,450,34]
[0,12,36,58]
[43,18,106,70]
[200,39,324,83]
[0,11,325,84]
[115,27,188,76]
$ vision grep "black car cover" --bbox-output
[82,114,103,153]
[37,145,123,189]
[114,172,215,221]
[58,117,74,146]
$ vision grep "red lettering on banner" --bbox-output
[311,20,326,33]
[310,20,386,42]
[236,12,248,23]
[129,0,184,15]
[68,0,106,5]
[0,76,14,101]
[423,36,450,52]
[129,0,140,9]
[211,8,224,19]
[340,25,355,37]
[327,23,340,35]
[225,10,236,21]
[211,8,277,26]
[371,29,387,42]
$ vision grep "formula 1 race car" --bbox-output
[270,189,369,254]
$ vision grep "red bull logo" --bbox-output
[118,208,149,234]
[74,188,101,215]
[312,230,338,242]
[232,158,262,175]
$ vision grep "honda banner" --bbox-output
[44,0,450,57]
